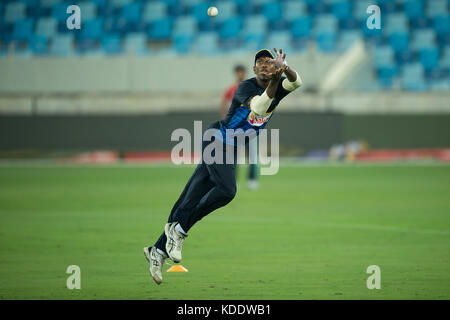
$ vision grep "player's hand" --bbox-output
[269,48,287,70]
[268,64,287,82]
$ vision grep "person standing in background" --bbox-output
[220,65,259,190]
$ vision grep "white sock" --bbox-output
[175,223,187,236]
[156,248,166,257]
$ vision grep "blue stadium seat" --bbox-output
[191,1,210,24]
[433,15,450,36]
[314,14,338,34]
[428,78,449,91]
[88,0,107,7]
[182,0,203,7]
[142,2,168,24]
[35,17,57,38]
[353,0,374,21]
[374,45,395,68]
[419,47,439,70]
[77,38,100,55]
[121,2,141,23]
[4,2,26,24]
[305,0,327,15]
[101,34,122,55]
[10,41,33,58]
[242,15,267,37]
[401,63,426,91]
[219,17,241,40]
[291,16,311,38]
[52,2,73,24]
[243,33,265,52]
[20,0,40,5]
[198,19,218,32]
[378,65,398,89]
[148,17,172,40]
[395,50,416,65]
[252,0,271,6]
[316,32,336,52]
[338,30,362,52]
[214,1,237,23]
[109,0,132,8]
[385,14,409,35]
[81,19,104,40]
[11,19,33,41]
[282,1,307,23]
[87,0,107,16]
[173,15,198,37]
[261,1,282,23]
[376,0,396,13]
[50,34,74,56]
[193,32,220,55]
[124,33,149,55]
[425,65,445,80]
[161,0,180,7]
[29,35,48,55]
[427,0,448,18]
[41,0,63,8]
[442,46,450,70]
[410,16,430,29]
[404,0,424,19]
[173,34,193,54]
[265,31,292,53]
[340,16,360,30]
[389,32,410,52]
[236,0,256,17]
[331,1,352,21]
[79,2,98,21]
[411,29,436,51]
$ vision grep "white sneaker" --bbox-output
[165,222,187,263]
[143,246,166,285]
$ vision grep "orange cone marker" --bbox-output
[167,265,188,272]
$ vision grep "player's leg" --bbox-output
[161,144,237,263]
[152,161,212,256]
[182,154,237,231]
[247,135,259,190]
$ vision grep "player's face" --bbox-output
[254,56,275,81]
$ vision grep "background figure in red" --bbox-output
[220,64,259,190]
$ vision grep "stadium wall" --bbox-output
[1,113,449,153]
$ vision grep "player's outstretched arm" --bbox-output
[249,64,286,115]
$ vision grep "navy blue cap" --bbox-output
[254,49,274,66]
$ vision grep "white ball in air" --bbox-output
[207,6,219,17]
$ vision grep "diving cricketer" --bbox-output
[144,48,303,284]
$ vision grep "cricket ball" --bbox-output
[207,6,218,18]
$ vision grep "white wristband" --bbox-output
[250,91,273,115]
[282,71,302,91]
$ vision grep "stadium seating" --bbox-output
[123,32,149,55]
[0,0,448,91]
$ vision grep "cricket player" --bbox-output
[144,48,302,285]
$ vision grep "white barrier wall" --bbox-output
[0,52,334,93]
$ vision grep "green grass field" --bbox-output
[0,163,449,299]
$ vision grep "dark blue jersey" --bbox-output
[212,77,291,146]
